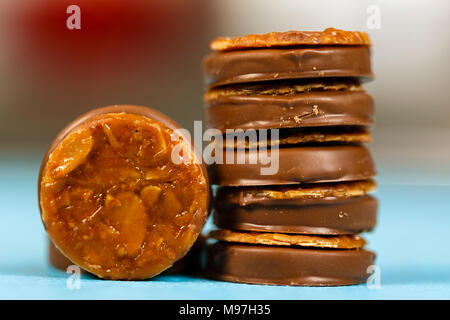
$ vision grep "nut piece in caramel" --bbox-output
[39,106,209,280]
[45,128,94,179]
[140,186,162,207]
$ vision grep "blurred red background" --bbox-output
[0,0,211,149]
[15,0,200,80]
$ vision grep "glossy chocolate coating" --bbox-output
[209,144,376,186]
[213,194,377,235]
[205,90,374,132]
[203,46,372,88]
[206,242,375,286]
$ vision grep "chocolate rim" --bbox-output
[216,180,376,204]
[203,46,373,88]
[210,28,371,51]
[216,127,371,149]
[209,144,376,186]
[205,90,374,131]
[205,242,376,286]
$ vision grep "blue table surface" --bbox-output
[1,157,449,300]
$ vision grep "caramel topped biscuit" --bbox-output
[211,28,371,51]
[246,180,376,201]
[204,80,363,100]
[204,79,374,131]
[213,181,378,235]
[209,229,366,249]
[220,127,371,149]
[217,180,376,205]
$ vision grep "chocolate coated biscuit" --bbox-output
[203,46,372,88]
[209,144,376,186]
[206,242,375,286]
[214,194,377,235]
[213,180,377,234]
[205,86,374,131]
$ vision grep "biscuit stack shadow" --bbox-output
[202,29,378,286]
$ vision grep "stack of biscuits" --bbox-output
[202,28,378,286]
